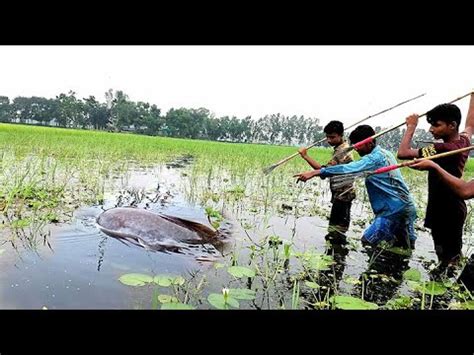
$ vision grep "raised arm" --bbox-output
[397,114,421,159]
[298,147,322,170]
[461,92,474,138]
[410,160,474,199]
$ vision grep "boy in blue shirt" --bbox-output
[294,125,417,249]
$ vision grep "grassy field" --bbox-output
[2,122,473,171]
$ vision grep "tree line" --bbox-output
[0,89,434,149]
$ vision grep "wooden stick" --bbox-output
[337,91,474,159]
[370,145,474,175]
[262,92,426,174]
[337,145,474,197]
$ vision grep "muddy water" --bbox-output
[0,157,472,309]
[0,161,228,309]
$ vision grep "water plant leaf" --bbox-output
[304,281,320,289]
[158,295,179,303]
[172,276,185,286]
[330,296,379,310]
[458,300,474,310]
[153,275,174,287]
[343,276,361,285]
[403,268,421,282]
[386,246,412,256]
[214,263,225,269]
[385,295,413,310]
[161,302,195,310]
[207,293,240,309]
[227,266,256,278]
[0,249,5,255]
[295,251,334,271]
[228,288,256,300]
[118,273,154,286]
[406,280,420,291]
[417,281,447,296]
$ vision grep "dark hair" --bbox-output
[324,120,344,135]
[426,103,461,129]
[349,125,376,145]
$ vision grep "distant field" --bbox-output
[1,122,472,175]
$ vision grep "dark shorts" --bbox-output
[428,212,466,262]
[328,199,352,233]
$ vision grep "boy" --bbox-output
[397,93,474,268]
[409,159,474,289]
[298,120,355,242]
[295,125,417,249]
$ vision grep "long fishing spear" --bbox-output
[262,92,427,175]
[334,145,474,196]
[332,90,474,162]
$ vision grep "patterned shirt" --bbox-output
[327,141,356,202]
[320,146,417,219]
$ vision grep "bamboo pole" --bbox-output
[262,93,427,175]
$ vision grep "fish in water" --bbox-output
[96,207,228,254]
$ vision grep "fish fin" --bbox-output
[96,224,144,248]
[159,214,217,239]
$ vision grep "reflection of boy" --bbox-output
[298,121,355,240]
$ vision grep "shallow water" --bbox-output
[0,157,472,309]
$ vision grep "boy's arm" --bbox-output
[319,155,378,178]
[293,169,320,182]
[298,147,322,170]
[461,92,474,138]
[397,114,421,159]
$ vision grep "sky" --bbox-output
[0,45,473,131]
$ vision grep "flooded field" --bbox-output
[0,123,473,310]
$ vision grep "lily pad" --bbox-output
[157,295,179,303]
[153,275,174,287]
[385,295,413,310]
[301,252,334,271]
[118,273,154,286]
[227,266,256,278]
[417,281,447,296]
[172,276,185,286]
[228,288,256,300]
[207,293,239,309]
[161,302,195,310]
[330,295,379,310]
[403,268,421,282]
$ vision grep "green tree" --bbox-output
[55,91,85,128]
[0,96,12,122]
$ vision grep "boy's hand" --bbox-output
[406,114,419,128]
[298,147,308,156]
[293,170,320,182]
[409,160,438,171]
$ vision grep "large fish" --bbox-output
[96,207,226,254]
